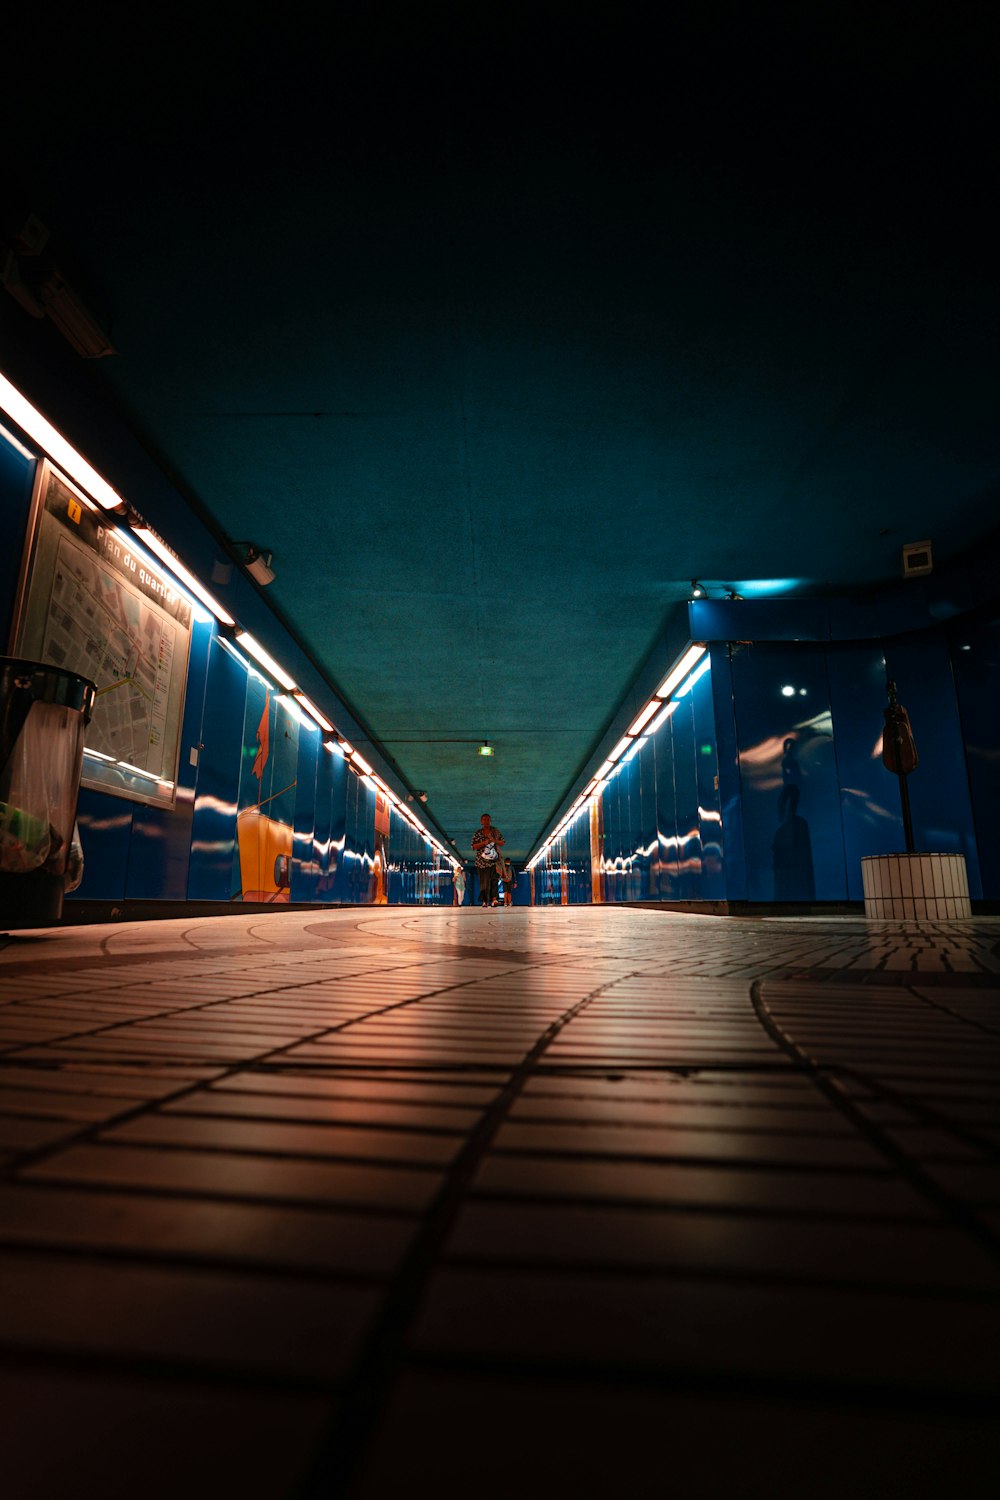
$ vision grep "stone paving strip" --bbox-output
[1,906,999,1500]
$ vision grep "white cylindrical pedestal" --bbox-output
[861,853,971,919]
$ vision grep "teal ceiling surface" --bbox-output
[3,4,998,857]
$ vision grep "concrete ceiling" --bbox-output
[3,3,998,857]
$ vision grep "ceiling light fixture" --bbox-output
[674,655,712,697]
[655,643,707,700]
[130,525,236,626]
[233,630,297,690]
[627,699,662,736]
[291,690,334,732]
[277,694,315,730]
[0,368,125,511]
[478,741,494,756]
[691,579,706,599]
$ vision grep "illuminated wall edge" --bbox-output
[0,374,456,867]
[526,644,708,870]
[0,386,460,906]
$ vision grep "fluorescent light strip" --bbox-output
[655,643,707,700]
[648,699,678,735]
[674,655,712,697]
[130,526,236,626]
[0,370,126,510]
[350,750,373,776]
[628,699,662,736]
[277,694,317,730]
[234,631,297,690]
[538,648,710,863]
[291,690,334,732]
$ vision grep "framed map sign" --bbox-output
[11,461,194,807]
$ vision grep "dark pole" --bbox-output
[886,677,915,854]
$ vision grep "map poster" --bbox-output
[13,462,193,808]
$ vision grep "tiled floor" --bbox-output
[1,906,999,1498]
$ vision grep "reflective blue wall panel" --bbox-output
[885,636,981,895]
[187,638,247,900]
[730,643,846,901]
[670,692,700,900]
[0,435,36,644]
[328,750,348,901]
[825,643,906,899]
[653,716,678,900]
[73,788,132,900]
[709,647,748,901]
[620,755,640,900]
[126,803,191,900]
[361,781,376,901]
[691,664,725,900]
[634,740,656,900]
[336,774,356,903]
[951,615,1000,898]
[291,730,320,903]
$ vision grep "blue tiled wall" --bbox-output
[0,431,35,645]
[533,626,995,906]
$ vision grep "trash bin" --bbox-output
[0,657,96,929]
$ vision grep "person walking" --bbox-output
[453,864,467,906]
[501,856,517,906]
[472,812,505,907]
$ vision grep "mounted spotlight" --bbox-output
[229,540,275,586]
[2,214,116,359]
[244,546,275,586]
[691,580,706,599]
[726,588,744,601]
